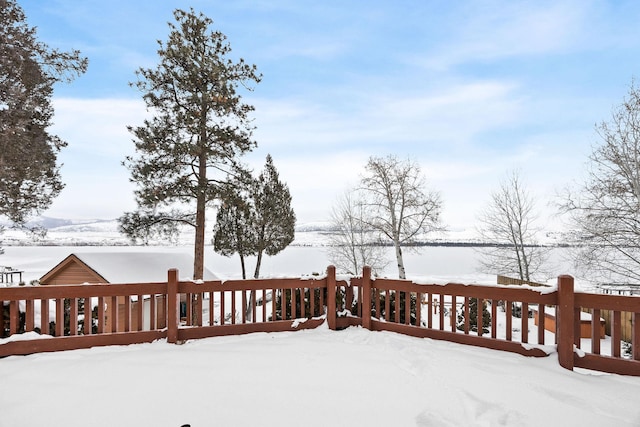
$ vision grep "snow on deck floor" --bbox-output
[1,325,640,426]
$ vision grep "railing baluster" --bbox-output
[612,310,622,358]
[405,292,410,325]
[208,291,214,326]
[270,289,275,321]
[574,307,581,349]
[262,289,267,322]
[634,312,640,361]
[185,293,192,326]
[10,299,19,335]
[25,299,34,332]
[123,296,130,332]
[97,296,105,334]
[149,295,156,330]
[110,296,118,333]
[242,290,247,324]
[56,298,64,336]
[491,300,497,338]
[84,297,93,334]
[136,295,143,331]
[231,291,236,324]
[252,290,258,323]
[537,304,545,345]
[522,302,529,344]
[438,294,444,331]
[451,295,457,332]
[196,292,203,327]
[41,298,49,335]
[592,308,601,354]
[220,291,225,325]
[477,298,483,337]
[506,301,512,341]
[385,290,391,322]
[70,298,78,335]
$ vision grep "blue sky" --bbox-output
[17,0,640,231]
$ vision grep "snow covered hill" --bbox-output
[0,216,571,247]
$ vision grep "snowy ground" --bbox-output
[1,324,640,426]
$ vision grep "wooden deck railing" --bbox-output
[355,268,557,358]
[2,266,640,376]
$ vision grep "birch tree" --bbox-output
[560,80,640,282]
[477,170,547,281]
[360,155,442,279]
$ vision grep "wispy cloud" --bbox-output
[414,1,594,71]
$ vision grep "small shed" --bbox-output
[40,252,216,286]
[39,252,217,331]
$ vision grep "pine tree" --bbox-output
[0,0,87,226]
[119,9,260,282]
[251,154,296,279]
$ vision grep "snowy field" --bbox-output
[3,245,631,426]
[2,324,640,426]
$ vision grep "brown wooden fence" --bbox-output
[1,267,639,376]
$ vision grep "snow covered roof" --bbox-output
[40,252,217,285]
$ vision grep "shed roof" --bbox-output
[40,252,217,284]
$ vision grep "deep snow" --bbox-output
[1,324,639,426]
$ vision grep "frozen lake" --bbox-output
[0,244,578,287]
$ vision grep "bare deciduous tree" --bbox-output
[326,190,389,276]
[360,155,443,279]
[559,80,640,282]
[477,170,547,281]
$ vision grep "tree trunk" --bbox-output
[245,249,264,321]
[239,253,246,280]
[191,198,206,324]
[394,241,406,279]
[191,123,207,323]
[254,249,263,279]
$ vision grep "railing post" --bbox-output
[362,266,372,330]
[167,269,179,344]
[326,265,337,330]
[557,275,575,371]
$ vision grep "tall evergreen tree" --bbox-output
[251,154,296,279]
[119,9,260,281]
[0,0,87,226]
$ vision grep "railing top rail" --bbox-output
[0,282,167,299]
[371,278,558,304]
[179,276,329,292]
[575,291,640,312]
